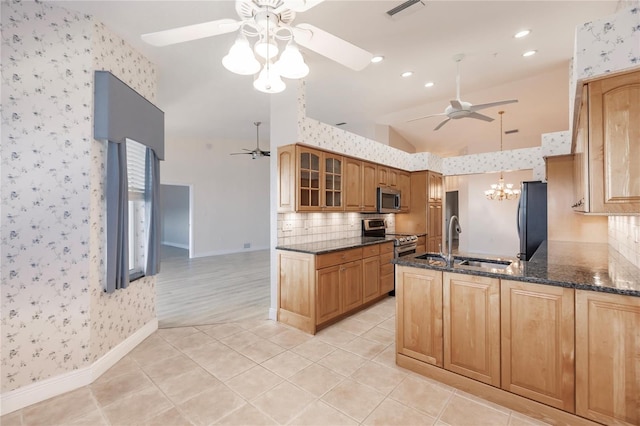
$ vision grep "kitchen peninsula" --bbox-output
[393,241,640,426]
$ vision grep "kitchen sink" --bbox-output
[456,259,512,270]
[415,254,512,270]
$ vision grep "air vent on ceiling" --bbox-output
[386,0,426,18]
[335,122,347,126]
[505,129,519,135]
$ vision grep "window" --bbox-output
[126,139,147,281]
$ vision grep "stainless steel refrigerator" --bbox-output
[517,181,547,261]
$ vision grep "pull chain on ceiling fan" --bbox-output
[231,122,270,159]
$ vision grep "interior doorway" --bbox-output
[445,190,459,252]
[160,183,193,259]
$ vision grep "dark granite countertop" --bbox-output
[276,236,394,255]
[393,241,640,297]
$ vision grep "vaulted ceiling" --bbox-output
[62,0,617,157]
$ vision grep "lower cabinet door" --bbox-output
[316,266,341,324]
[362,256,380,303]
[501,280,575,412]
[576,290,640,426]
[443,272,500,386]
[341,260,363,313]
[396,266,443,366]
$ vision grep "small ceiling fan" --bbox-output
[141,0,373,72]
[231,122,270,159]
[409,54,518,130]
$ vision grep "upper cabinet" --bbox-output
[572,69,640,214]
[278,144,411,213]
[344,158,377,212]
[279,145,343,212]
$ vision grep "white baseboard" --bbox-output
[193,245,270,259]
[269,307,278,321]
[161,241,189,250]
[0,319,158,416]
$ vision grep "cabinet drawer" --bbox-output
[316,248,362,269]
[363,244,380,258]
[379,242,394,255]
[380,262,394,277]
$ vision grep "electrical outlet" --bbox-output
[283,221,293,232]
[243,242,251,249]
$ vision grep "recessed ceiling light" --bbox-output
[522,50,537,57]
[371,56,384,63]
[401,71,413,78]
[514,30,531,38]
[424,81,434,88]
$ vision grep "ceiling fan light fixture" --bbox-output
[276,42,309,79]
[253,63,286,93]
[254,38,279,59]
[222,36,261,75]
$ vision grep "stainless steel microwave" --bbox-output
[377,187,401,213]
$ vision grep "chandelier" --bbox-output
[222,7,309,94]
[485,111,521,201]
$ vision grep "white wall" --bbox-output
[161,137,270,257]
[455,170,533,257]
[160,184,190,248]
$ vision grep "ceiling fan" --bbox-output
[409,54,518,130]
[141,0,373,92]
[231,122,270,159]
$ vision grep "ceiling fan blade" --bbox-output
[407,112,447,123]
[281,0,325,12]
[263,151,271,157]
[467,112,494,122]
[434,118,451,131]
[293,23,373,71]
[141,19,240,47]
[470,99,518,111]
[450,99,463,110]
[230,152,253,155]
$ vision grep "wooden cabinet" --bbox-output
[277,145,343,212]
[501,280,575,412]
[377,166,397,188]
[443,273,500,387]
[398,170,411,212]
[379,243,394,295]
[572,85,589,212]
[316,266,341,324]
[416,236,426,254]
[575,290,640,426]
[396,266,443,367]
[278,243,392,334]
[279,144,408,213]
[362,246,380,303]
[396,170,443,251]
[428,171,444,203]
[345,158,377,212]
[572,69,640,213]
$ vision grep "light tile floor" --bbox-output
[1,298,549,426]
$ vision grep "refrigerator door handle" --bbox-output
[516,192,522,235]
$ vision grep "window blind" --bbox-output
[126,139,147,194]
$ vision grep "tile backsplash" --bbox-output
[609,216,640,268]
[278,212,396,246]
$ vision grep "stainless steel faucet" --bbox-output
[446,215,462,265]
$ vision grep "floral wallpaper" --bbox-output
[1,0,94,392]
[89,22,157,363]
[442,147,545,181]
[1,0,157,394]
[541,131,571,157]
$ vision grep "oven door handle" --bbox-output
[395,243,417,255]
